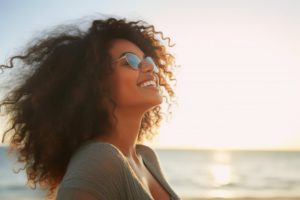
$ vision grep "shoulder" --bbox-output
[136,144,157,157]
[61,142,126,184]
[58,142,127,198]
[136,144,160,166]
[70,141,125,163]
[70,142,125,166]
[136,144,169,182]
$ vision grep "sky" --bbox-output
[0,0,300,150]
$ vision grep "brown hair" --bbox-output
[0,17,176,196]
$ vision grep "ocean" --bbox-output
[0,146,300,199]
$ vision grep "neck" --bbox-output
[95,107,144,161]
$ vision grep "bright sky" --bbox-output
[0,0,300,150]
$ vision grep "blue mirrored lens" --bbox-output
[126,53,140,69]
[125,53,159,73]
[145,57,159,73]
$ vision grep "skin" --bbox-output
[95,39,162,166]
[95,39,170,200]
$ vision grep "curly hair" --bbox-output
[0,17,176,196]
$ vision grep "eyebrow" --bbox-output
[118,51,145,59]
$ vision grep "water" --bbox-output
[157,149,300,198]
[1,146,300,199]
[0,147,45,200]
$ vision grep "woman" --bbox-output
[1,17,180,199]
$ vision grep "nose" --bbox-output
[139,59,155,73]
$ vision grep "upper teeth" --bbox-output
[139,80,156,88]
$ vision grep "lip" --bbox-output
[139,85,159,92]
[137,76,158,88]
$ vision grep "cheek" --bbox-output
[110,71,139,104]
[117,80,138,99]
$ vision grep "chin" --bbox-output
[150,95,163,105]
[147,98,162,110]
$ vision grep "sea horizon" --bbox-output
[1,146,300,199]
[2,142,300,152]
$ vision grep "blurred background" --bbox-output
[0,0,300,199]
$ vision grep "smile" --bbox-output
[138,80,157,88]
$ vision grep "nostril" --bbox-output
[142,63,154,73]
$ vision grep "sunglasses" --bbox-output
[115,52,159,73]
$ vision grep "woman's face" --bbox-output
[108,39,162,111]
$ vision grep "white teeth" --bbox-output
[139,80,156,88]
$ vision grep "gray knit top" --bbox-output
[56,141,181,200]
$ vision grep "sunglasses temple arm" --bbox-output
[114,55,126,63]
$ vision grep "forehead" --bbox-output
[109,39,144,59]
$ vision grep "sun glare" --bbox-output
[207,151,235,198]
[211,164,232,187]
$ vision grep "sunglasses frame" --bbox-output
[114,52,159,73]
